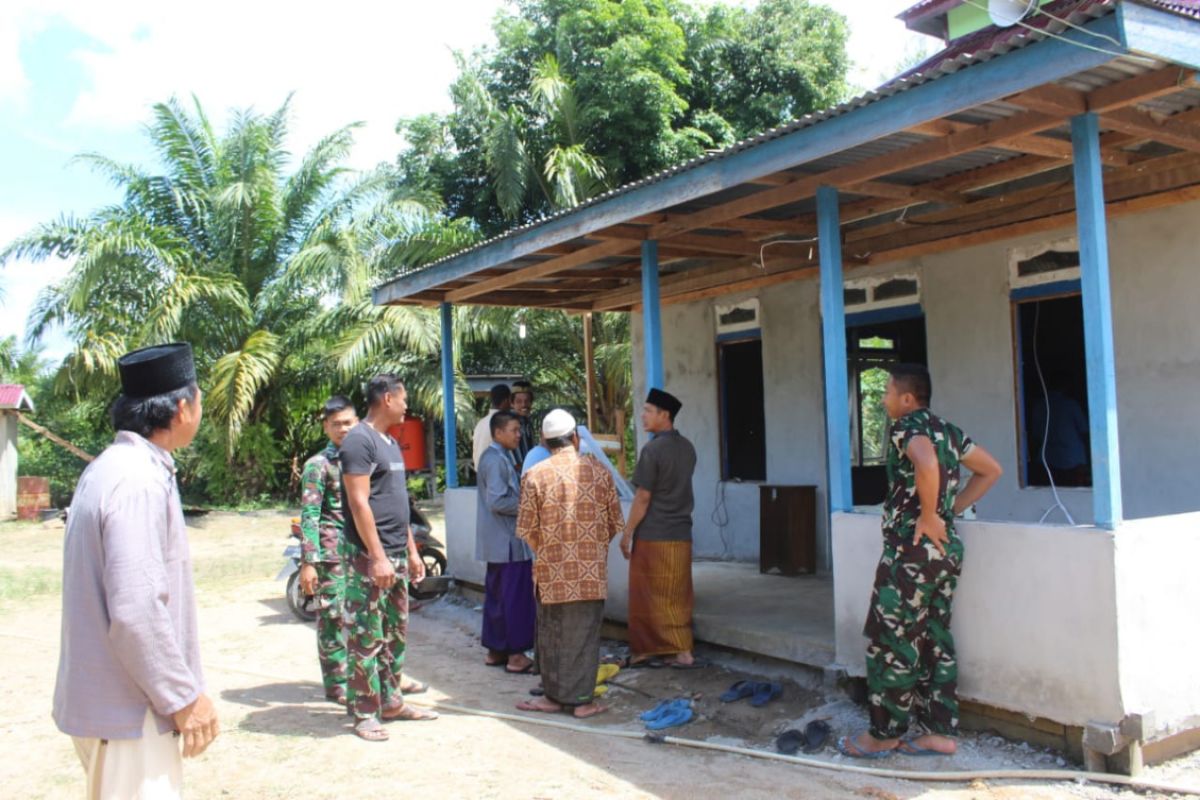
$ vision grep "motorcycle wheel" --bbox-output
[286,570,319,622]
[410,547,449,600]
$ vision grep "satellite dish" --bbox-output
[988,0,1037,27]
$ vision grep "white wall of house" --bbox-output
[630,198,1200,562]
[0,413,17,518]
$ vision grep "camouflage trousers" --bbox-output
[343,552,409,721]
[862,535,963,740]
[314,561,347,699]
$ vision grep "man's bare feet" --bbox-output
[516,698,562,713]
[839,732,899,757]
[670,652,694,666]
[572,702,608,719]
[505,653,535,673]
[904,733,957,754]
[380,703,439,721]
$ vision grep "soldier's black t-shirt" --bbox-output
[339,421,410,557]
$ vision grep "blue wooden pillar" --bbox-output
[439,302,458,489]
[817,186,853,513]
[641,239,664,391]
[1070,113,1122,528]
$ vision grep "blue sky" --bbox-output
[0,0,925,363]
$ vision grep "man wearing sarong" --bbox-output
[54,343,218,798]
[340,374,438,741]
[515,409,623,719]
[840,364,1002,759]
[475,410,536,673]
[620,388,698,667]
[297,395,358,705]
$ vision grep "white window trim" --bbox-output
[844,273,921,313]
[714,298,761,336]
[1009,235,1081,289]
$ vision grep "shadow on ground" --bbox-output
[222,681,349,740]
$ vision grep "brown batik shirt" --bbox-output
[516,447,623,605]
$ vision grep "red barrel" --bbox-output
[387,416,428,472]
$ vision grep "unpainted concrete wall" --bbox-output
[0,414,17,518]
[833,511,1125,727]
[631,199,1200,552]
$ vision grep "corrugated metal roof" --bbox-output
[378,0,1198,299]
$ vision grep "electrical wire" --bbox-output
[757,237,818,271]
[957,0,1132,60]
[711,478,732,559]
[1030,301,1078,525]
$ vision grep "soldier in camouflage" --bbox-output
[839,363,1002,760]
[298,396,359,705]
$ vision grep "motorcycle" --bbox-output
[278,498,449,623]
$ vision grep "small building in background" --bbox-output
[0,384,36,518]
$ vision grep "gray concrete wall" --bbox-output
[632,280,831,567]
[0,414,17,518]
[632,198,1200,537]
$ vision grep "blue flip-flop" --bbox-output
[644,699,693,731]
[836,735,895,760]
[639,699,675,722]
[749,681,782,707]
[719,680,757,703]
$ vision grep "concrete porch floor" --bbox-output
[690,561,835,669]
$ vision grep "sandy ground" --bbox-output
[2,510,1199,799]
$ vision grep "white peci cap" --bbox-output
[541,408,577,439]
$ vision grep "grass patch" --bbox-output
[0,566,61,601]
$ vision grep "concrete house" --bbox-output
[374,0,1200,771]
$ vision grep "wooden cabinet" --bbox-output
[759,485,817,575]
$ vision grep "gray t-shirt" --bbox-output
[632,428,697,542]
[340,422,411,556]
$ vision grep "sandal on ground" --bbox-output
[505,662,536,674]
[621,656,666,669]
[668,657,711,670]
[381,703,439,721]
[803,720,832,753]
[353,718,389,742]
[776,729,806,755]
[401,680,428,695]
[643,698,693,731]
[719,680,757,703]
[750,681,782,708]
[836,735,895,760]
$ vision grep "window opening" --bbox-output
[718,337,766,481]
[1015,293,1092,493]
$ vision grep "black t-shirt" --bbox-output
[339,422,411,556]
[632,428,697,542]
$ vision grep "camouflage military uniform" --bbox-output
[343,553,409,721]
[864,407,974,740]
[299,443,348,701]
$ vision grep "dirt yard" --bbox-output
[2,510,1199,799]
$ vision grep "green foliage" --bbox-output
[396,0,850,233]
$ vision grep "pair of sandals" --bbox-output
[836,734,949,759]
[776,720,831,755]
[486,657,537,675]
[640,698,694,730]
[719,680,782,707]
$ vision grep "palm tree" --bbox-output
[1,96,441,465]
[460,54,607,220]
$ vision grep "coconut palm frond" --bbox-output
[141,272,252,345]
[545,144,606,210]
[332,303,440,376]
[207,329,282,446]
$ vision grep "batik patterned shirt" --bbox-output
[517,447,623,605]
[882,408,975,546]
[299,443,344,564]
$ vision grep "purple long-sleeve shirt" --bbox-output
[53,431,204,740]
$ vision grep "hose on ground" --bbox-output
[8,632,1197,796]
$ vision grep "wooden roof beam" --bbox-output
[1100,107,1200,154]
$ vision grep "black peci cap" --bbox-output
[117,343,197,399]
[646,388,682,417]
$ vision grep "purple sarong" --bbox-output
[482,560,536,654]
